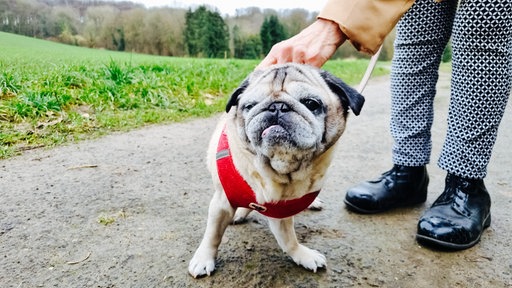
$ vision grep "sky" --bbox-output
[128,0,328,15]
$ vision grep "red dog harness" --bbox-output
[216,127,319,219]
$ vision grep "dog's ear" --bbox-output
[225,78,250,113]
[320,71,365,116]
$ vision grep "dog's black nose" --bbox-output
[268,102,290,114]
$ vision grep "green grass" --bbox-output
[0,31,388,159]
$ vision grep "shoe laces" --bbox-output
[434,174,472,217]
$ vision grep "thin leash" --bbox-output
[356,45,383,94]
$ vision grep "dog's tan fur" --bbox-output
[189,64,364,278]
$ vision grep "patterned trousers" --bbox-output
[390,0,512,179]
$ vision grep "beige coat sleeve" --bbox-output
[318,0,415,54]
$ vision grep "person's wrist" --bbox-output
[316,17,346,46]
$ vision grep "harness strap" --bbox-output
[216,127,319,219]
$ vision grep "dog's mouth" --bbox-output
[260,124,295,146]
[246,111,317,154]
[261,124,286,138]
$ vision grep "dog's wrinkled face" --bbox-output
[226,64,364,175]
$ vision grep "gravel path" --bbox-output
[1,73,511,287]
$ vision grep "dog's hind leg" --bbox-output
[267,217,326,272]
[188,191,234,278]
[232,208,252,224]
[308,197,323,211]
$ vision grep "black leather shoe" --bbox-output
[416,173,491,250]
[344,165,429,213]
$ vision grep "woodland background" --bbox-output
[0,0,402,60]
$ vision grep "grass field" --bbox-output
[0,31,388,159]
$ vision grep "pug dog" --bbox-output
[188,63,364,278]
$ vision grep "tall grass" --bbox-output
[0,31,388,159]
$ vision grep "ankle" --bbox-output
[391,165,427,177]
[445,173,488,195]
[393,164,426,171]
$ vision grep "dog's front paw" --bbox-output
[288,244,326,272]
[188,252,216,278]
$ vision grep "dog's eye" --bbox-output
[301,98,322,112]
[243,103,256,111]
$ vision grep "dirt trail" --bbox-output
[1,73,512,287]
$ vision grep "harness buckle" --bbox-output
[248,202,267,212]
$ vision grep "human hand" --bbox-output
[257,18,346,69]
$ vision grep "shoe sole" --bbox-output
[343,196,427,214]
[415,213,491,250]
[344,199,386,214]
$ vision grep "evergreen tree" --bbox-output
[184,6,229,58]
[184,7,204,56]
[112,28,125,51]
[233,26,262,59]
[241,35,262,59]
[260,15,287,54]
[233,25,243,58]
[205,10,229,58]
